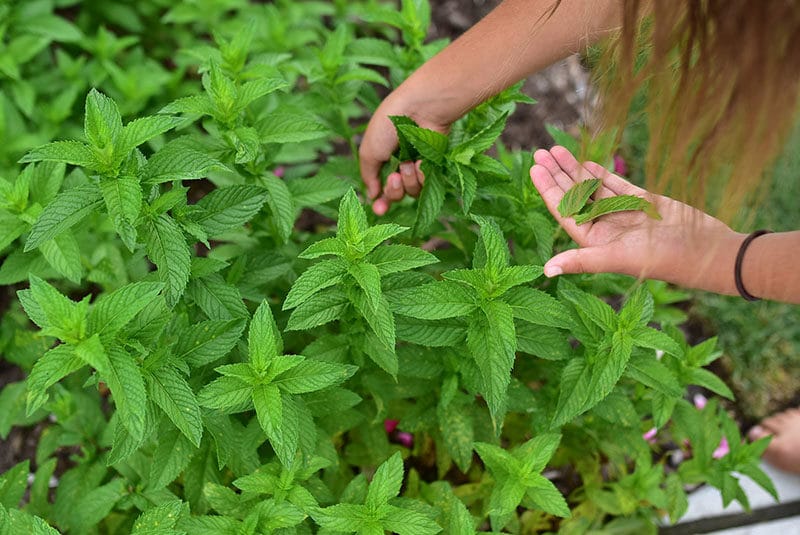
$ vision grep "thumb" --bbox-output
[544,247,614,277]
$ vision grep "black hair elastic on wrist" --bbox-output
[734,229,772,301]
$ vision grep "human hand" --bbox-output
[530,146,746,294]
[358,92,451,215]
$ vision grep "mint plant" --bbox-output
[0,1,776,533]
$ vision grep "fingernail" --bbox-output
[544,265,563,278]
[389,175,402,189]
[373,200,386,215]
[400,162,414,177]
[748,425,768,440]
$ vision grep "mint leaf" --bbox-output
[84,88,123,150]
[39,233,82,284]
[286,288,349,331]
[26,345,83,415]
[172,319,245,367]
[391,281,477,320]
[337,189,368,246]
[187,274,248,320]
[367,244,438,276]
[468,300,515,425]
[573,195,660,225]
[24,184,103,252]
[348,262,382,309]
[88,282,163,337]
[275,359,357,394]
[257,112,328,143]
[557,179,601,218]
[118,115,182,156]
[194,185,268,236]
[142,142,225,184]
[396,125,448,165]
[249,300,282,373]
[366,451,403,508]
[19,141,101,170]
[104,346,147,441]
[259,173,295,243]
[283,259,348,310]
[99,177,142,251]
[145,214,191,307]
[504,287,573,329]
[147,366,203,447]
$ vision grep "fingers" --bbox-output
[370,161,425,216]
[358,146,384,201]
[529,163,588,243]
[548,146,617,199]
[582,160,648,197]
[544,246,614,278]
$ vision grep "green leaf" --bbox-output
[104,346,147,441]
[468,300,516,424]
[396,125,448,165]
[249,300,283,373]
[414,166,445,235]
[312,503,370,532]
[525,475,570,518]
[557,179,601,218]
[118,115,182,156]
[84,89,123,150]
[73,334,112,375]
[142,143,226,184]
[24,184,103,252]
[685,367,734,400]
[366,452,404,508]
[286,288,349,331]
[380,505,443,535]
[367,244,438,276]
[573,195,660,225]
[131,501,184,534]
[504,287,573,329]
[389,115,420,161]
[27,275,86,341]
[395,316,467,347]
[26,345,84,415]
[188,274,248,320]
[19,141,101,170]
[391,281,477,320]
[438,402,474,473]
[259,173,295,243]
[630,326,683,357]
[492,265,543,296]
[71,479,126,532]
[149,426,197,488]
[456,112,508,155]
[275,360,357,394]
[515,322,572,360]
[283,259,348,310]
[298,237,348,260]
[145,214,191,307]
[194,185,268,236]
[147,367,203,447]
[361,224,408,252]
[473,216,509,277]
[337,189,368,245]
[352,293,395,349]
[100,177,142,251]
[625,352,684,397]
[88,282,164,337]
[253,384,282,437]
[349,262,382,309]
[257,112,328,143]
[39,233,82,284]
[198,376,253,412]
[0,460,29,509]
[173,319,245,368]
[455,164,477,212]
[559,282,617,333]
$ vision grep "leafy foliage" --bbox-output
[0,1,770,534]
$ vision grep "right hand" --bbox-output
[358,92,451,215]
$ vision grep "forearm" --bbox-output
[737,231,800,304]
[396,0,622,124]
[672,230,800,304]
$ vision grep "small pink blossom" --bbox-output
[712,436,730,459]
[643,427,658,443]
[273,166,286,178]
[384,419,399,434]
[613,154,628,176]
[693,394,708,410]
[396,432,414,448]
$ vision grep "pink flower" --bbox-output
[693,394,708,410]
[613,154,628,176]
[396,432,414,448]
[643,427,658,443]
[712,437,729,459]
[273,166,286,178]
[384,419,399,434]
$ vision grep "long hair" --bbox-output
[593,0,800,221]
